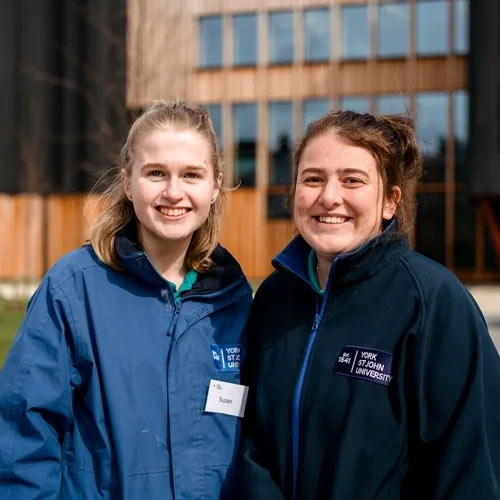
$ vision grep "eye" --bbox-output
[148,169,164,178]
[184,171,202,180]
[343,177,363,186]
[302,176,323,186]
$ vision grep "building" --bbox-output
[1,0,498,282]
[128,0,500,281]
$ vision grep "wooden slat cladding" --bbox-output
[0,191,294,280]
[0,195,44,279]
[193,59,467,104]
[193,0,367,16]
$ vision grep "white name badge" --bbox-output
[204,379,249,418]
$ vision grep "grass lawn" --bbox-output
[0,299,26,369]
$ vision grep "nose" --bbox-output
[162,177,183,202]
[319,178,342,208]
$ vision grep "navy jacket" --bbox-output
[0,231,252,499]
[236,228,500,499]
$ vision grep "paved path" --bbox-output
[468,285,500,353]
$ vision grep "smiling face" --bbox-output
[294,131,399,264]
[123,128,220,256]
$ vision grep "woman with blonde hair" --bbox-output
[0,101,252,499]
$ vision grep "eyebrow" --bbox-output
[338,167,370,178]
[299,167,370,178]
[141,163,208,172]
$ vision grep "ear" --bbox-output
[121,169,132,201]
[383,186,401,220]
[211,172,223,204]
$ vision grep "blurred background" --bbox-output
[1,0,499,364]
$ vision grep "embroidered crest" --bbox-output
[210,344,243,372]
[334,345,393,386]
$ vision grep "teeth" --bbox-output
[318,216,348,224]
[158,207,188,217]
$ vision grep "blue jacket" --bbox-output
[0,230,252,499]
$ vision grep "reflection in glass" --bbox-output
[233,104,257,187]
[233,14,257,66]
[416,92,448,182]
[340,5,369,60]
[199,16,223,68]
[416,1,448,55]
[454,0,469,54]
[304,8,330,62]
[416,194,445,264]
[268,194,291,219]
[269,101,293,185]
[340,96,371,114]
[378,4,409,58]
[303,99,331,132]
[376,94,409,115]
[454,193,476,269]
[269,11,294,64]
[205,104,222,149]
[454,91,469,183]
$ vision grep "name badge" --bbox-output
[204,379,249,418]
[334,345,393,386]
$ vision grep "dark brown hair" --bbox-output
[293,110,422,236]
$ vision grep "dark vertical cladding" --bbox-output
[469,0,500,196]
[0,0,127,194]
[0,1,18,191]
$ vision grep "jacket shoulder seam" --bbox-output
[398,255,427,339]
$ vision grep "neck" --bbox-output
[140,234,191,289]
[316,255,333,290]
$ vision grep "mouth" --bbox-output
[156,207,191,217]
[315,215,350,224]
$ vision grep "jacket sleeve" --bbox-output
[411,279,500,498]
[0,278,76,499]
[227,280,286,500]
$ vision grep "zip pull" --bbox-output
[312,312,321,332]
[167,301,181,337]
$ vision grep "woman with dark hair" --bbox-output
[0,101,252,499]
[236,111,500,499]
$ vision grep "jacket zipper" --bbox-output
[167,300,182,336]
[291,258,337,500]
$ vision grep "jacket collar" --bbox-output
[115,222,246,295]
[272,220,408,288]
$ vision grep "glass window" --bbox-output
[416,92,449,182]
[233,13,258,66]
[416,194,445,264]
[199,16,223,68]
[377,3,409,58]
[303,99,331,132]
[340,5,369,60]
[268,193,291,219]
[205,104,223,149]
[454,90,469,183]
[269,11,294,64]
[454,193,476,269]
[416,1,449,56]
[304,8,330,62]
[454,0,469,54]
[376,94,409,114]
[269,101,293,185]
[339,96,371,113]
[233,103,257,187]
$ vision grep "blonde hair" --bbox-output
[293,110,422,236]
[88,100,224,272]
